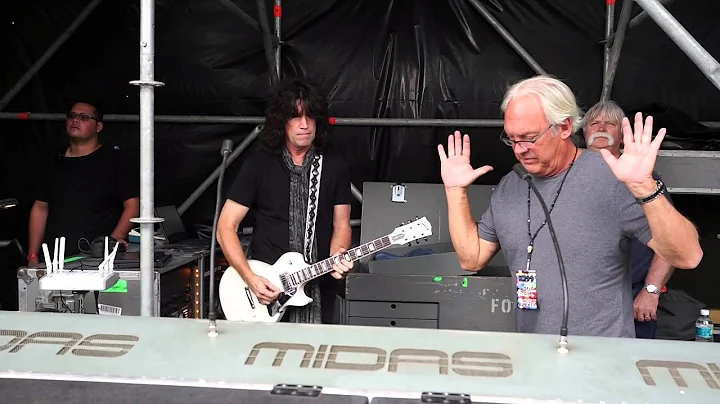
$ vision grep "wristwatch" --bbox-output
[644,284,662,295]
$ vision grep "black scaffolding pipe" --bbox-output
[603,0,616,86]
[601,0,634,102]
[0,0,105,111]
[274,0,282,79]
[214,0,260,31]
[465,0,547,75]
[177,125,262,216]
[256,0,279,86]
[0,112,505,127]
[4,112,719,129]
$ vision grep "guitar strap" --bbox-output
[283,149,324,324]
[303,154,323,263]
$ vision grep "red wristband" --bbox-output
[27,253,38,260]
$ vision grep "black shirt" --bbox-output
[227,146,352,265]
[36,145,139,255]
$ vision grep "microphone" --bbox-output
[208,139,234,337]
[512,164,531,180]
[512,163,570,354]
[221,139,233,156]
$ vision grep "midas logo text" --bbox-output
[1,329,139,358]
[637,360,720,390]
[245,342,513,377]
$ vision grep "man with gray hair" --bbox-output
[582,100,675,339]
[583,100,625,154]
[438,75,702,338]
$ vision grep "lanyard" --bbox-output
[524,146,578,271]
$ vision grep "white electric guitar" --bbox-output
[218,216,433,323]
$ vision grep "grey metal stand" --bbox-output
[129,0,165,317]
[634,0,720,92]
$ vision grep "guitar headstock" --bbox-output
[388,216,433,246]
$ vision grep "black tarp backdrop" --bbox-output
[1,0,719,307]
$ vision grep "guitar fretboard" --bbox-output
[286,235,392,287]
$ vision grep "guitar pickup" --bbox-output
[244,287,256,309]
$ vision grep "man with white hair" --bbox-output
[583,100,675,339]
[438,75,702,338]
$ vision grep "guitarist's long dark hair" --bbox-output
[260,78,329,153]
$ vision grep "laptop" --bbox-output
[155,205,211,247]
[80,251,173,270]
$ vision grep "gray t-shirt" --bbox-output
[477,150,652,338]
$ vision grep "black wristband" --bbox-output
[635,179,666,205]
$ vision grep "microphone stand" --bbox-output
[513,164,570,354]
[208,139,233,337]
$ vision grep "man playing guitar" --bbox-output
[217,79,354,324]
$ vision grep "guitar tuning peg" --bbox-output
[407,242,411,247]
[415,216,419,220]
[400,222,405,225]
[415,240,419,244]
[424,237,428,242]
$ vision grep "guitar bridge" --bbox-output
[279,273,291,290]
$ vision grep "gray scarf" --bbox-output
[282,146,323,324]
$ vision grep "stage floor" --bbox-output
[1,311,719,403]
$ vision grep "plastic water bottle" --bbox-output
[695,309,714,342]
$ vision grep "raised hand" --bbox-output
[438,131,493,189]
[599,112,665,188]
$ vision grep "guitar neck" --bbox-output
[285,235,393,288]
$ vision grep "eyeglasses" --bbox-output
[500,124,553,148]
[66,112,98,122]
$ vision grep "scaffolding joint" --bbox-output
[129,80,165,88]
[130,217,165,225]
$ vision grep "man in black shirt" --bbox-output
[217,79,353,324]
[27,102,139,265]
